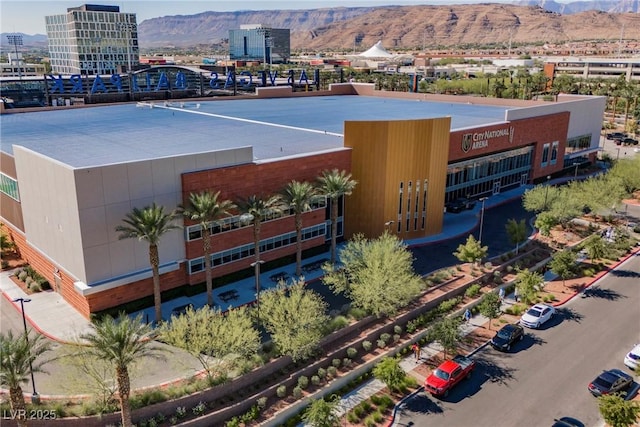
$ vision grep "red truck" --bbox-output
[424,354,476,397]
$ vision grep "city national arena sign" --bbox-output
[462,126,514,153]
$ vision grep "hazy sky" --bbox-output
[1,0,542,35]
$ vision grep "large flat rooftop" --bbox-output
[1,95,511,168]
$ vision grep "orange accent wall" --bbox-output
[344,117,451,239]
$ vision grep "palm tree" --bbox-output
[78,314,163,427]
[281,180,319,276]
[0,331,51,427]
[317,169,357,264]
[116,203,180,324]
[181,191,235,307]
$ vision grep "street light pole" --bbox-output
[251,260,265,317]
[7,34,23,80]
[543,175,551,210]
[13,298,39,404]
[572,162,579,179]
[478,197,489,244]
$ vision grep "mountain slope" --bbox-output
[137,4,640,50]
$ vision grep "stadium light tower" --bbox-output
[7,34,23,80]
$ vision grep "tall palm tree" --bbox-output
[116,203,180,324]
[318,169,357,264]
[281,180,319,277]
[78,314,163,427]
[181,191,235,307]
[0,331,51,427]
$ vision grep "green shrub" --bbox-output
[372,410,384,423]
[317,367,327,379]
[362,340,372,351]
[332,358,341,368]
[406,320,418,334]
[29,281,42,292]
[347,411,360,423]
[377,339,386,349]
[348,307,368,320]
[353,405,365,419]
[191,401,206,416]
[465,284,481,298]
[276,385,287,398]
[298,375,309,389]
[347,347,358,359]
[225,417,241,427]
[438,297,460,313]
[364,415,377,427]
[257,397,267,410]
[359,400,372,413]
[380,333,391,344]
[343,358,352,368]
[393,334,400,343]
[311,375,321,386]
[393,325,403,335]
[292,386,303,399]
[175,406,187,419]
[18,271,28,281]
[327,366,337,377]
[328,315,349,332]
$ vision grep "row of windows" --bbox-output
[0,173,20,201]
[187,223,327,274]
[396,179,428,233]
[186,199,327,241]
[445,146,534,202]
[566,134,592,154]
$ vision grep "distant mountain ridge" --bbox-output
[137,3,640,49]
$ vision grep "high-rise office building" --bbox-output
[45,4,138,76]
[229,25,290,65]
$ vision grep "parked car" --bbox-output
[520,303,555,329]
[606,132,627,140]
[445,198,476,213]
[424,354,476,397]
[552,417,583,427]
[624,343,640,370]
[622,137,639,146]
[490,324,525,351]
[588,369,633,396]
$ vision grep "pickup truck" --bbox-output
[424,354,475,397]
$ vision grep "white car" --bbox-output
[520,303,556,329]
[624,344,640,370]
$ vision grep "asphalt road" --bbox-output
[395,250,640,427]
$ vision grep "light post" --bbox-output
[572,162,579,179]
[543,175,551,210]
[6,34,23,80]
[251,260,265,317]
[384,220,395,233]
[616,147,621,161]
[478,197,488,244]
[13,298,39,404]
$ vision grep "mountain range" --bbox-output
[4,1,639,51]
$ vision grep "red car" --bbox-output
[425,354,475,397]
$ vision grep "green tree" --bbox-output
[608,157,640,195]
[115,203,180,323]
[302,395,341,427]
[523,184,561,213]
[322,232,424,318]
[505,218,528,255]
[477,292,501,330]
[317,169,358,264]
[515,268,544,305]
[548,249,577,287]
[429,316,463,359]
[453,234,488,265]
[77,314,164,427]
[598,393,640,427]
[281,180,320,277]
[583,234,607,263]
[239,194,284,264]
[180,191,235,307]
[159,305,260,382]
[534,211,557,237]
[259,279,328,361]
[0,331,51,427]
[373,357,407,392]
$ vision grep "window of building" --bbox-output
[541,143,550,167]
[550,141,559,165]
[0,173,20,201]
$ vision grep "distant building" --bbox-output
[45,4,138,75]
[544,57,640,83]
[1,55,46,77]
[229,25,290,65]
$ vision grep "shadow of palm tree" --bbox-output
[555,307,584,323]
[478,356,518,386]
[610,269,640,278]
[583,286,625,301]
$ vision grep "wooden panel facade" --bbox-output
[344,117,451,240]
